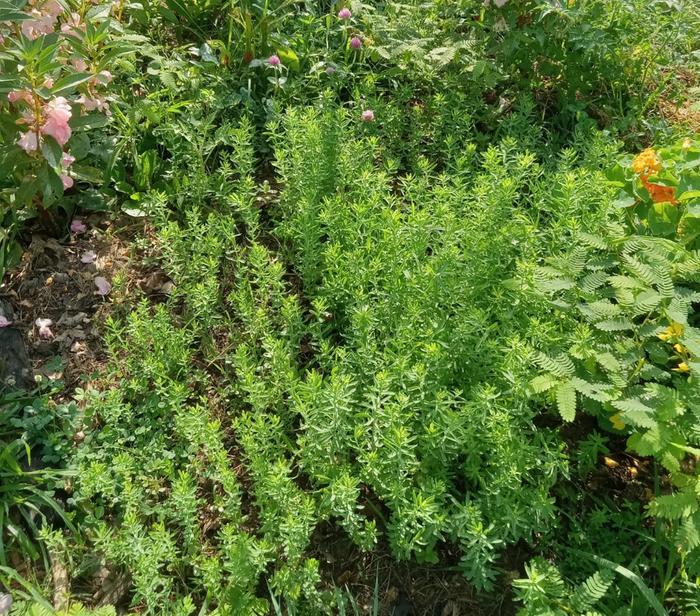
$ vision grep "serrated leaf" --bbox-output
[596,352,620,373]
[556,381,577,422]
[571,377,615,402]
[595,318,635,332]
[530,374,559,394]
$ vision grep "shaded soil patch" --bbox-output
[311,524,517,616]
[0,214,163,394]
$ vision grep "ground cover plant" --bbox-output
[1,0,700,614]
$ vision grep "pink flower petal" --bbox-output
[81,250,97,264]
[70,218,86,234]
[62,152,75,167]
[0,316,11,328]
[35,318,54,339]
[61,174,74,189]
[94,276,111,296]
[361,109,375,122]
[17,130,39,153]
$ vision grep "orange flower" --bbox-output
[642,178,678,204]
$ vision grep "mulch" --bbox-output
[1,214,134,391]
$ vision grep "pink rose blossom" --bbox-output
[94,276,111,296]
[0,316,11,328]
[266,54,281,67]
[35,318,54,339]
[81,250,97,264]
[17,130,39,153]
[350,36,362,49]
[337,7,351,19]
[361,109,374,122]
[61,174,74,189]
[70,218,86,234]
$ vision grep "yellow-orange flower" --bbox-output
[658,322,684,341]
[610,413,625,431]
[674,362,690,373]
[632,148,662,177]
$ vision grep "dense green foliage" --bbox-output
[2,0,700,614]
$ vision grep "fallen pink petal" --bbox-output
[35,318,54,339]
[0,316,11,328]
[70,218,87,234]
[81,250,97,264]
[95,276,112,296]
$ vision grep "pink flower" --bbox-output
[337,7,351,19]
[361,109,374,122]
[267,54,281,67]
[70,218,86,234]
[41,96,72,146]
[35,318,54,339]
[97,70,112,84]
[71,57,88,72]
[21,12,55,39]
[0,315,11,328]
[94,276,111,296]
[77,95,110,114]
[43,77,54,88]
[8,90,33,105]
[61,152,75,168]
[61,174,74,189]
[81,250,97,264]
[43,0,64,18]
[350,36,362,49]
[17,130,39,153]
[60,12,81,32]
